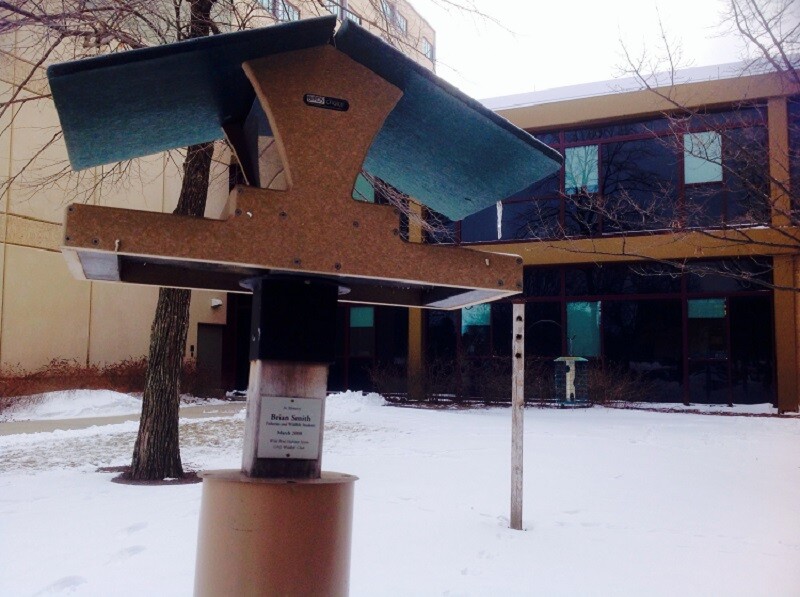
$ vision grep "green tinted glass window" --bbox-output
[567,301,601,357]
[461,303,490,333]
[350,306,374,328]
[684,132,722,184]
[352,173,375,202]
[688,298,726,319]
[565,145,599,195]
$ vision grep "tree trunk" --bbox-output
[129,0,217,481]
[130,141,214,480]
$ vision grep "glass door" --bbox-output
[687,298,730,404]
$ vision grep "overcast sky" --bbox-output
[414,0,746,100]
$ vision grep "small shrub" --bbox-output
[525,359,556,405]
[588,363,657,405]
[368,361,407,397]
[371,356,656,407]
[0,357,202,410]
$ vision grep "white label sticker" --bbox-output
[257,397,323,459]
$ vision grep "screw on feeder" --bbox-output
[91,238,99,245]
[235,208,242,216]
[279,211,288,219]
[352,220,360,228]
[392,228,399,236]
[334,262,342,271]
[498,280,504,287]
[293,258,302,266]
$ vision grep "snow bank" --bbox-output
[1,391,234,422]
[622,402,790,415]
[1,389,142,421]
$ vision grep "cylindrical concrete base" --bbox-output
[194,470,357,597]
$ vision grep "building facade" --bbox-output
[405,65,800,411]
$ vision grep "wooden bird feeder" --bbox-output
[48,17,561,595]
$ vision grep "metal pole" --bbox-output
[510,303,525,530]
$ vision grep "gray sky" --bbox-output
[415,0,745,100]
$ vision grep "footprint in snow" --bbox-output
[122,521,148,535]
[107,545,146,564]
[33,576,87,595]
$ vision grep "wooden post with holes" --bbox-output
[510,303,525,530]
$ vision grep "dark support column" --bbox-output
[241,277,339,478]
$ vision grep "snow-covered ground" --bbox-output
[1,390,799,596]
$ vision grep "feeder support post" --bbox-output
[511,302,525,530]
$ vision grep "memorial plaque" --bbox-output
[257,397,323,459]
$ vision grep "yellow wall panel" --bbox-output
[88,282,159,366]
[206,146,233,219]
[8,98,94,223]
[5,215,60,250]
[162,153,184,213]
[0,242,5,351]
[0,244,90,373]
[93,154,166,213]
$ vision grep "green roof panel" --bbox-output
[48,17,562,221]
[48,17,336,170]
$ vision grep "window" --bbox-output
[564,145,599,194]
[426,310,457,360]
[688,298,727,359]
[684,131,722,184]
[790,97,800,218]
[461,304,490,356]
[461,203,497,242]
[394,11,407,33]
[566,301,601,357]
[422,37,435,61]
[380,0,406,32]
[602,137,679,232]
[352,173,375,203]
[502,199,561,240]
[272,0,300,21]
[323,0,341,18]
[344,9,362,24]
[602,300,682,401]
[324,1,360,23]
[525,302,562,356]
[349,306,375,357]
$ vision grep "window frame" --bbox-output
[272,0,300,21]
[422,37,435,61]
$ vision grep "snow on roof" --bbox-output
[481,59,775,111]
